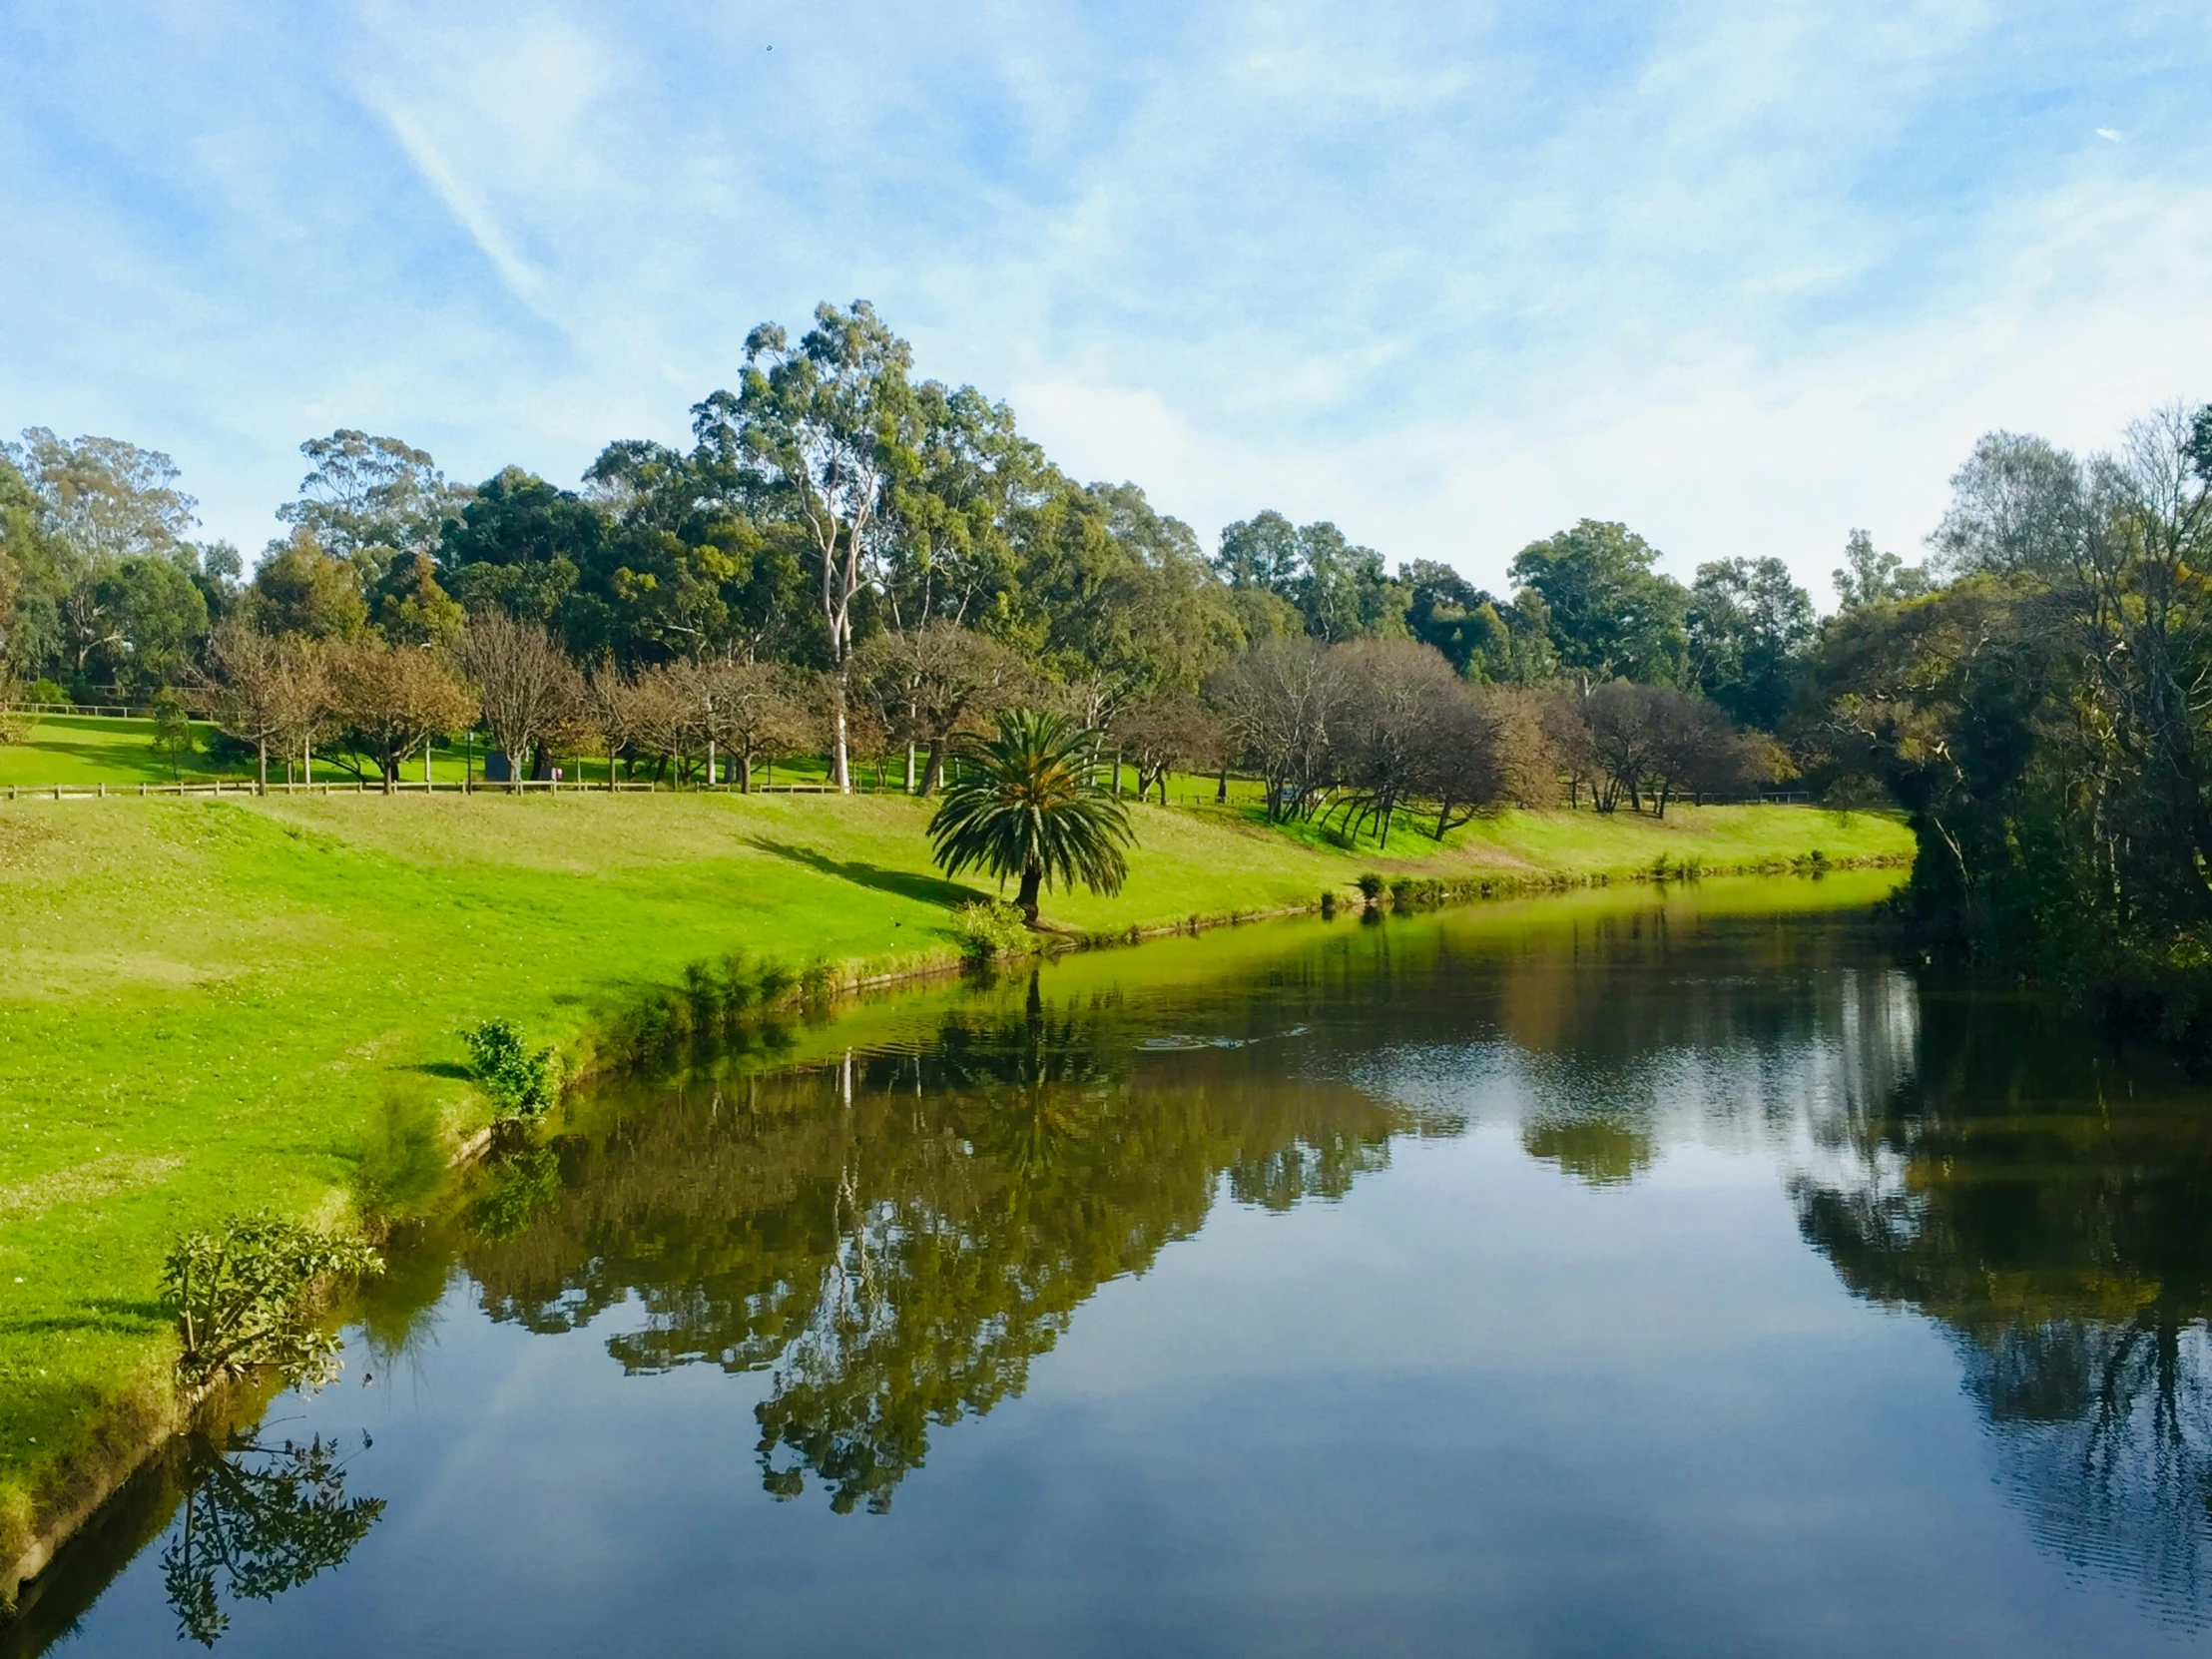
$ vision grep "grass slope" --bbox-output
[0,790,1911,1577]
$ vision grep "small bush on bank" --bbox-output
[163,1213,384,1389]
[949,899,1034,965]
[462,1018,559,1120]
[1356,872,1386,902]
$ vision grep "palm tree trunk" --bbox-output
[1016,860,1042,926]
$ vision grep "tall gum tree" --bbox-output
[692,301,918,793]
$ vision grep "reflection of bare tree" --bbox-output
[1958,1320,2212,1620]
[1791,986,2212,1623]
[158,1433,382,1646]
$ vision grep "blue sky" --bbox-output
[3,0,2207,599]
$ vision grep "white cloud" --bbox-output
[0,0,2206,601]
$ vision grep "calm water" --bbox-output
[17,875,2212,1657]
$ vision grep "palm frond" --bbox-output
[927,710,1134,919]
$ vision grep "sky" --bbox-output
[2,0,2208,601]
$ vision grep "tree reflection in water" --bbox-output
[1792,990,2212,1624]
[158,1433,382,1646]
[461,969,1457,1513]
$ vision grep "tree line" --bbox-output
[33,296,2193,885]
[0,300,1833,825]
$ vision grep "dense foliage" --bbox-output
[1807,405,2212,1029]
[0,299,1804,809]
[162,1214,384,1389]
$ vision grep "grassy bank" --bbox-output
[0,789,1912,1588]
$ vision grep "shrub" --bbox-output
[949,899,1034,965]
[26,678,65,706]
[163,1213,384,1389]
[150,688,196,777]
[1356,872,1386,902]
[462,1018,559,1120]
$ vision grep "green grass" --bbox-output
[0,717,238,788]
[0,787,1912,1579]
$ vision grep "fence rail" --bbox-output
[0,776,1829,809]
[3,700,215,721]
[2,777,909,801]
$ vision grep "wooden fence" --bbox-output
[2,777,878,802]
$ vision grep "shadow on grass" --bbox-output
[0,737,226,787]
[745,837,983,910]
[403,1061,473,1081]
[0,1297,170,1341]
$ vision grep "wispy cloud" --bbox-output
[361,90,558,323]
[0,0,2205,596]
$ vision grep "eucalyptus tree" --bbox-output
[277,430,469,591]
[1215,510,1404,643]
[1687,556,1814,729]
[1833,529,1931,611]
[4,427,199,564]
[1509,518,1689,688]
[883,383,1037,635]
[692,301,919,792]
[6,428,203,683]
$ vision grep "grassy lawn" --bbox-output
[0,787,1912,1580]
[0,717,238,788]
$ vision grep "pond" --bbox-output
[16,872,2212,1657]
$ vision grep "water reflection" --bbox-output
[160,1433,381,1647]
[460,971,1458,1513]
[1791,992,2212,1623]
[29,883,2212,1655]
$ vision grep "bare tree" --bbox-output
[849,622,1029,795]
[1580,682,1748,816]
[701,661,818,792]
[1486,688,1563,809]
[1208,637,1346,822]
[607,663,700,783]
[327,638,478,793]
[1112,692,1225,804]
[1326,638,1461,846]
[453,612,583,785]
[1639,691,1740,818]
[1416,685,1505,839]
[1582,680,1665,813]
[204,622,327,793]
[1539,690,1598,810]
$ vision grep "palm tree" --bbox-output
[928,710,1134,926]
